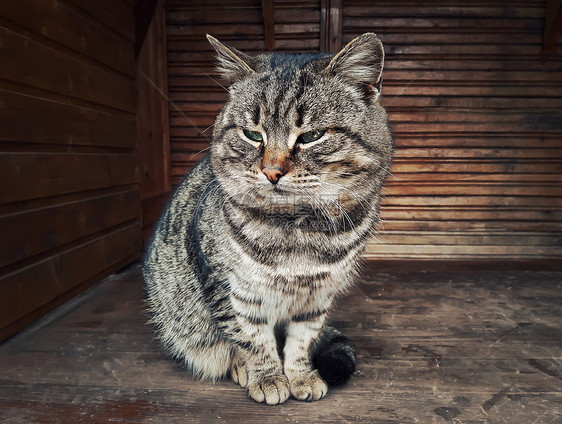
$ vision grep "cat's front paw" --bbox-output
[288,370,328,401]
[230,355,248,388]
[248,373,290,405]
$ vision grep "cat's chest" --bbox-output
[236,279,332,323]
[227,262,354,323]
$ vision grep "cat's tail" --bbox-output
[312,326,356,386]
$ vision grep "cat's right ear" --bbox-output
[206,35,256,82]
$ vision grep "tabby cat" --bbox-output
[143,33,393,404]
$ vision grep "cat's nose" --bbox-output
[262,167,285,184]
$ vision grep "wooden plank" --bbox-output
[343,5,546,19]
[389,173,562,183]
[137,0,171,201]
[380,219,562,232]
[1,264,561,420]
[392,135,562,149]
[0,223,141,335]
[543,0,562,53]
[166,8,319,25]
[392,148,562,159]
[374,231,562,246]
[380,195,562,208]
[141,191,172,246]
[383,44,549,56]
[135,0,161,57]
[342,16,544,30]
[385,95,562,109]
[0,190,139,268]
[261,0,275,50]
[363,243,561,259]
[0,153,138,203]
[380,208,562,222]
[383,184,562,197]
[0,88,135,147]
[64,0,134,42]
[0,26,135,113]
[320,0,342,52]
[0,0,135,76]
[384,69,562,82]
[167,22,318,36]
[389,160,562,174]
[382,85,562,98]
[381,59,562,72]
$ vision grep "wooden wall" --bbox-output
[165,0,562,261]
[137,0,172,245]
[0,0,141,341]
[347,0,562,259]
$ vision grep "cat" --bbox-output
[143,33,393,404]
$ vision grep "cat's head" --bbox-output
[208,34,393,215]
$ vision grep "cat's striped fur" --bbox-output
[143,33,393,404]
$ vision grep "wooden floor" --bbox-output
[1,262,561,423]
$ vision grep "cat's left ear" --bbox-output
[323,33,385,102]
[206,34,256,82]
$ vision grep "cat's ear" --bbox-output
[323,33,385,101]
[206,34,256,82]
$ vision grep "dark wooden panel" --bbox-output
[64,0,135,42]
[344,4,546,19]
[137,0,171,248]
[141,191,172,246]
[0,0,135,76]
[137,0,171,201]
[0,26,135,113]
[0,190,139,268]
[0,0,140,341]
[0,88,135,147]
[0,153,138,203]
[0,223,141,335]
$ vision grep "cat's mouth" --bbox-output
[272,185,290,195]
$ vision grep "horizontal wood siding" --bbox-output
[0,0,141,341]
[164,0,562,260]
[342,0,562,259]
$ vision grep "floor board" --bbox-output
[1,262,561,423]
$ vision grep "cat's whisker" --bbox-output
[188,145,212,162]
[207,75,229,92]
[319,181,372,213]
[328,198,356,232]
[139,70,212,143]
[202,123,215,134]
[291,186,338,236]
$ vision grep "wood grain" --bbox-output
[343,0,562,259]
[137,0,171,248]
[0,0,135,76]
[0,0,140,341]
[0,263,560,422]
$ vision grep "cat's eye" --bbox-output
[243,129,264,143]
[298,130,325,144]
